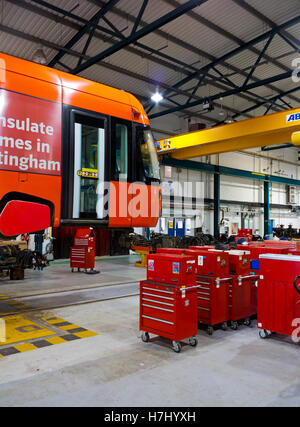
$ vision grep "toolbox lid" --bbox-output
[259,254,300,261]
[148,253,195,261]
[227,250,251,255]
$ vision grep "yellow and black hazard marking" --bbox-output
[43,316,98,339]
[0,315,98,358]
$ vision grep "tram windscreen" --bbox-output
[136,127,160,182]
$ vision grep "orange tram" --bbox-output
[0,53,161,246]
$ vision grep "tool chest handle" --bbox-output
[178,285,200,292]
[238,275,259,281]
[215,277,232,282]
[294,276,300,296]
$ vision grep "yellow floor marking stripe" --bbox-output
[0,315,98,357]
[46,336,67,345]
[42,317,65,324]
[0,315,56,345]
[14,343,38,352]
[59,324,80,331]
[73,331,98,339]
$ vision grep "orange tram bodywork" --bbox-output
[0,53,161,237]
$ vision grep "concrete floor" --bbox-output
[0,256,300,407]
[0,254,145,298]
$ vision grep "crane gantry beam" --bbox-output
[157,107,300,159]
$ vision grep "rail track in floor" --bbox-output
[0,281,140,317]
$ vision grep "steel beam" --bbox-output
[149,15,300,113]
[149,70,293,119]
[13,0,299,113]
[130,0,149,36]
[264,180,270,237]
[231,0,300,49]
[242,34,275,88]
[214,172,221,238]
[72,0,209,75]
[161,157,300,187]
[157,106,300,159]
[48,0,121,67]
[230,87,300,121]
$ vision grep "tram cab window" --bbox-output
[136,126,160,183]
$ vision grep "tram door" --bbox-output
[72,115,106,220]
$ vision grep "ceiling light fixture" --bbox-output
[219,97,225,116]
[33,45,47,65]
[151,89,163,104]
[225,114,234,124]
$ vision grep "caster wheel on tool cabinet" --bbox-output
[172,341,182,353]
[141,332,150,343]
[259,329,269,339]
[189,337,198,347]
[244,318,251,327]
[230,321,238,330]
[221,322,228,331]
[207,326,214,336]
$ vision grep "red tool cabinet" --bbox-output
[228,250,251,276]
[70,228,95,272]
[237,245,289,259]
[147,254,196,286]
[257,254,300,340]
[235,228,253,242]
[229,275,253,328]
[184,249,230,334]
[196,275,231,335]
[227,251,257,328]
[140,280,198,352]
[185,249,229,277]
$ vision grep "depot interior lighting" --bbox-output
[33,45,47,65]
[151,91,163,103]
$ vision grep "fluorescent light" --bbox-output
[151,91,163,103]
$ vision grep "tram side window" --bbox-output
[114,123,128,181]
[73,114,105,219]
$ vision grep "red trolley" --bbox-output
[257,254,300,341]
[186,249,231,334]
[140,253,198,352]
[196,275,231,335]
[140,280,198,353]
[228,251,257,329]
[70,228,96,273]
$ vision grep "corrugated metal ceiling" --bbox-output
[0,0,299,128]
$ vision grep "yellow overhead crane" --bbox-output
[157,107,300,159]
